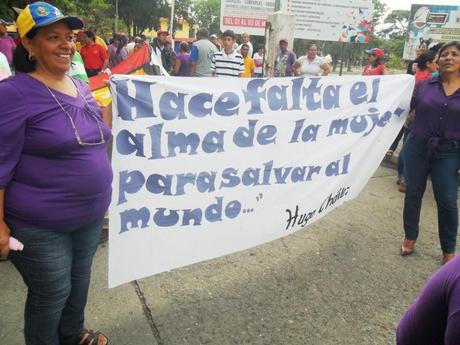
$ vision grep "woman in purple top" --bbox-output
[400,41,460,265]
[173,41,191,76]
[0,2,111,345]
[396,255,460,344]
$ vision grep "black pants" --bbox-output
[86,69,101,77]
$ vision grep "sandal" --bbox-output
[401,239,415,256]
[77,329,108,345]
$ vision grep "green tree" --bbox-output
[380,9,409,39]
[109,0,168,35]
[192,0,220,34]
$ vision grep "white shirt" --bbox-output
[238,41,253,58]
[253,52,264,74]
[0,52,11,80]
[297,55,325,76]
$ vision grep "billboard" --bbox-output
[280,0,373,42]
[404,4,460,60]
[219,0,373,41]
[220,0,275,35]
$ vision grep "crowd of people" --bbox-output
[0,1,459,344]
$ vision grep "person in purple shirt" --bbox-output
[0,2,111,345]
[396,254,460,344]
[400,41,460,265]
[274,38,296,77]
[0,19,16,66]
[173,41,191,76]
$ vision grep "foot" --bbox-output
[398,182,406,193]
[77,329,108,345]
[442,253,455,265]
[385,150,394,159]
[401,239,416,256]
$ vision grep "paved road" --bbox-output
[0,165,444,345]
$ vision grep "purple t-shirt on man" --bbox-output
[397,255,460,345]
[0,73,113,230]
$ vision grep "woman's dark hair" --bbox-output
[370,55,383,68]
[179,41,188,52]
[415,50,436,71]
[84,30,95,41]
[437,41,460,61]
[115,34,128,56]
[13,27,39,73]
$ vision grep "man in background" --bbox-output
[79,30,109,76]
[190,28,217,77]
[211,30,244,77]
[238,32,253,57]
[274,38,296,77]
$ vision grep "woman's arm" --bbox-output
[173,58,182,76]
[101,102,112,129]
[321,63,330,76]
[0,189,10,258]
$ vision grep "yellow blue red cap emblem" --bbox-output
[16,1,83,38]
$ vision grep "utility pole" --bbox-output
[115,0,118,33]
[169,0,175,37]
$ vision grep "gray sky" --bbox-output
[384,0,459,12]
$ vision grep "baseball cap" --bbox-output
[16,1,83,38]
[157,28,169,36]
[365,48,384,58]
[210,34,217,39]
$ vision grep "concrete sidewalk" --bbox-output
[0,165,443,345]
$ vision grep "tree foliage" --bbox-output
[380,9,409,39]
[192,0,221,34]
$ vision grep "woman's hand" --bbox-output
[0,221,11,258]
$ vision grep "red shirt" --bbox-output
[80,43,108,70]
[362,64,386,76]
[414,70,432,82]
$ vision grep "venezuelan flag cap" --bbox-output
[17,1,83,38]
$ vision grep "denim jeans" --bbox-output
[397,128,410,182]
[403,135,460,253]
[8,219,103,345]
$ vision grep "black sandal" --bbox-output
[77,329,108,345]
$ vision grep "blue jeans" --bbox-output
[9,219,103,345]
[403,135,460,253]
[397,128,410,182]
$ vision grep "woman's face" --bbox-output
[438,46,460,74]
[368,54,377,62]
[307,45,317,58]
[23,21,74,75]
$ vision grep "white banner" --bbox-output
[108,75,414,287]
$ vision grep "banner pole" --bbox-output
[339,42,345,76]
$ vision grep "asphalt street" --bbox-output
[0,161,445,345]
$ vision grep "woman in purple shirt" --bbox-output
[173,41,191,76]
[400,41,460,265]
[0,2,111,345]
[397,255,460,344]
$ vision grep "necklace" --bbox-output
[42,77,106,146]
